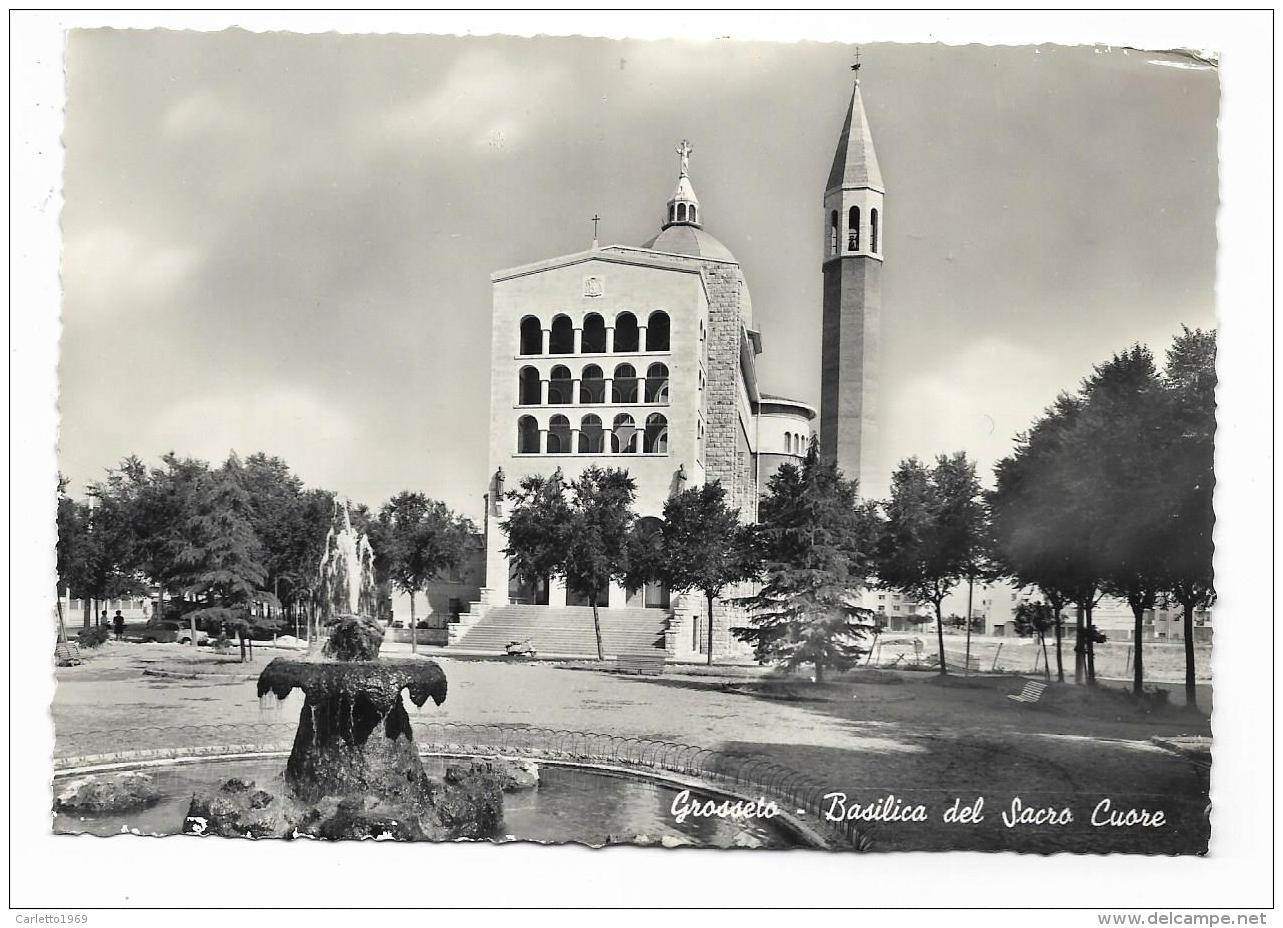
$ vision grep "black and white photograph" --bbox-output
[8,9,1274,919]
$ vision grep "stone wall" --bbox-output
[693,263,758,661]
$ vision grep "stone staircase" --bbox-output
[449,604,669,658]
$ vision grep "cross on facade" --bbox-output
[591,214,601,239]
[851,46,862,74]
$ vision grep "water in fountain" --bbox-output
[317,500,377,627]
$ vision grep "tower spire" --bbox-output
[819,67,884,495]
[826,68,883,195]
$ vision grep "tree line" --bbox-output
[500,327,1214,706]
[56,452,475,660]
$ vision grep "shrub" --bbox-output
[77,625,110,648]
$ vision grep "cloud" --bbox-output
[62,226,202,318]
[374,49,570,151]
[162,89,259,139]
[143,386,359,473]
[878,336,1069,492]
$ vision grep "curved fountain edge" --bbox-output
[52,736,840,849]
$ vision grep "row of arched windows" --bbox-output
[828,206,880,256]
[667,202,697,224]
[517,413,669,455]
[519,311,670,356]
[518,363,669,405]
[783,431,808,455]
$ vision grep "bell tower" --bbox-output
[819,61,884,493]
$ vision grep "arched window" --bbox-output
[547,414,571,454]
[848,206,860,251]
[519,316,542,355]
[516,416,539,454]
[579,364,605,404]
[646,311,670,351]
[643,413,668,454]
[548,365,573,405]
[645,362,669,403]
[581,313,607,353]
[614,312,639,352]
[688,206,697,224]
[518,366,541,405]
[578,414,604,453]
[676,203,687,222]
[871,208,879,253]
[668,204,676,223]
[829,210,839,255]
[612,413,638,454]
[612,363,637,403]
[549,314,574,354]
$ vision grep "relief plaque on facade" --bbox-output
[583,275,604,297]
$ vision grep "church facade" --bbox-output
[471,79,876,660]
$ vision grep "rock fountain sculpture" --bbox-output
[185,502,504,841]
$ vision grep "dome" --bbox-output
[642,225,738,263]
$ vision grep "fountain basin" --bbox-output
[52,752,815,848]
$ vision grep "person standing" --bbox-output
[112,610,125,640]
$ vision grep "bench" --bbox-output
[54,642,83,667]
[1007,680,1049,704]
[616,651,666,676]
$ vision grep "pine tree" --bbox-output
[176,456,268,661]
[734,445,879,682]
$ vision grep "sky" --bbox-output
[59,31,1219,516]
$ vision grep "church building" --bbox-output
[452,76,880,660]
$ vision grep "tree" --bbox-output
[733,446,881,682]
[55,476,95,628]
[377,491,477,653]
[877,453,988,675]
[630,481,759,666]
[1159,327,1216,708]
[1070,347,1170,696]
[503,467,638,661]
[129,453,212,625]
[1012,601,1055,682]
[990,393,1098,684]
[174,456,269,661]
[57,460,153,630]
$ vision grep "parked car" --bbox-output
[139,620,210,645]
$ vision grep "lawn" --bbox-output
[53,641,1211,854]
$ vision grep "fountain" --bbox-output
[184,502,504,841]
